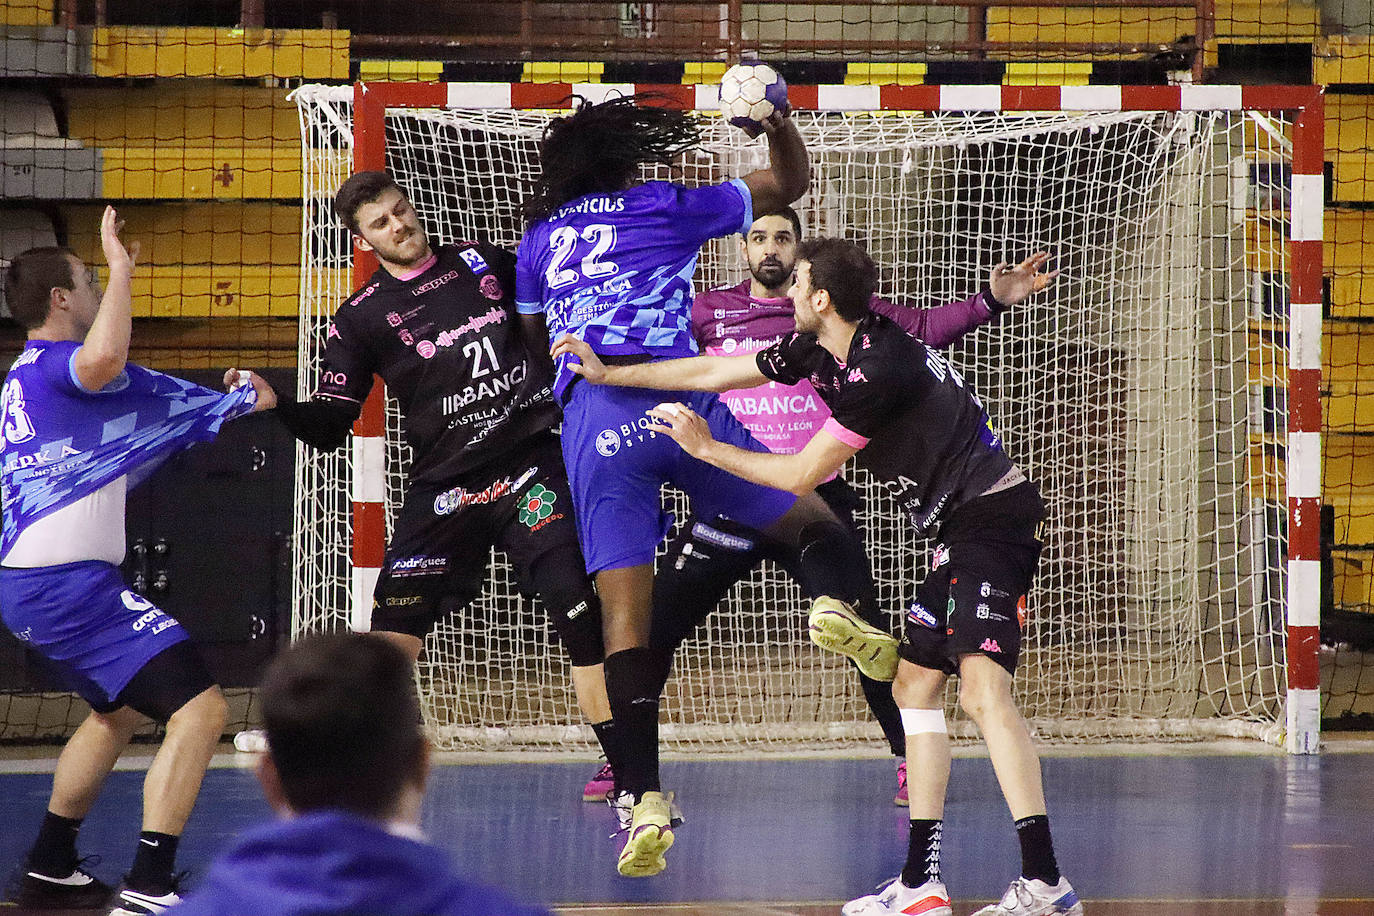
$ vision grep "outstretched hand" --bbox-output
[100,205,139,275]
[989,252,1058,308]
[550,334,608,384]
[645,402,715,458]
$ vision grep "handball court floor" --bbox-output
[1,739,1372,915]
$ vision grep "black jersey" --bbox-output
[315,242,559,484]
[756,311,1013,534]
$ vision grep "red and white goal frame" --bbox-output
[296,81,1324,754]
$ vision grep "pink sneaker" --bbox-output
[894,759,909,806]
[582,761,615,802]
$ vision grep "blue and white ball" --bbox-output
[718,62,789,132]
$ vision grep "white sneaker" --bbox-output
[972,877,1083,916]
[108,885,182,916]
[842,877,952,916]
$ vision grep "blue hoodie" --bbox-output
[168,810,552,916]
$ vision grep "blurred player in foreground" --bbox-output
[168,633,552,916]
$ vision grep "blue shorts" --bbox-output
[0,561,190,710]
[561,382,797,572]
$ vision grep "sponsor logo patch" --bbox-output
[595,428,621,457]
[690,521,754,552]
[907,601,938,629]
[479,274,503,300]
[459,248,490,273]
[519,484,557,528]
[931,544,950,570]
[416,340,436,359]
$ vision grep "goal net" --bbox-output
[294,84,1318,752]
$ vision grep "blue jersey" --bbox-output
[515,179,753,401]
[0,340,255,557]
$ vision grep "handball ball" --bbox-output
[718,62,789,132]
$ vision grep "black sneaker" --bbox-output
[12,861,113,909]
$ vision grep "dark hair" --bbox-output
[261,633,424,819]
[752,206,803,240]
[796,238,876,322]
[523,94,702,222]
[3,246,78,330]
[333,171,401,234]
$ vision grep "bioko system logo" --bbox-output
[519,484,557,528]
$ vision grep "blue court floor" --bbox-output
[2,742,1372,913]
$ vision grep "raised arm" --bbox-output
[645,401,858,495]
[551,334,767,393]
[72,206,139,391]
[875,252,1058,348]
[739,113,810,215]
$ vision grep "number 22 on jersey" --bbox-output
[545,224,619,290]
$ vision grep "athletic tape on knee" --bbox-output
[900,707,947,736]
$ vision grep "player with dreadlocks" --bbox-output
[517,95,891,877]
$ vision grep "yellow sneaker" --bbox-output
[616,790,675,877]
[808,596,899,682]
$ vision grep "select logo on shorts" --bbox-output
[519,484,559,529]
[389,556,447,578]
[906,601,938,629]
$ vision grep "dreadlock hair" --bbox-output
[523,93,702,223]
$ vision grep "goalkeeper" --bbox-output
[552,238,1081,916]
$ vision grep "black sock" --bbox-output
[26,811,82,877]
[590,719,623,787]
[1015,814,1061,885]
[794,520,874,605]
[603,647,670,799]
[900,819,943,888]
[127,831,179,896]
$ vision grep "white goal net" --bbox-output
[295,85,1295,751]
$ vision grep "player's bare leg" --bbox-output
[141,685,227,835]
[48,706,143,819]
[958,654,1081,916]
[844,660,953,915]
[571,663,611,722]
[596,564,674,877]
[371,629,423,663]
[955,654,1044,819]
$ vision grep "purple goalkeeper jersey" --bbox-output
[691,280,997,456]
[515,179,753,401]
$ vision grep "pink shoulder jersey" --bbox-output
[691,279,997,456]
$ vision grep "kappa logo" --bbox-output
[459,248,489,274]
[979,638,1002,653]
[846,367,868,383]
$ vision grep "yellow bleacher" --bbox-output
[1315,36,1374,85]
[986,6,1193,58]
[90,27,347,80]
[61,203,302,318]
[1,0,51,26]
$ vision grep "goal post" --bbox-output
[294,81,1324,754]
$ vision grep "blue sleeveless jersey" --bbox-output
[515,179,753,401]
[1,340,257,557]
